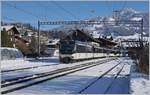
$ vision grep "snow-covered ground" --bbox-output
[130,73,149,95]
[4,57,133,95]
[130,63,149,95]
[1,57,59,71]
[2,57,149,95]
[1,57,110,81]
[81,58,131,94]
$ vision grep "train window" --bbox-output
[59,41,75,54]
[103,48,107,53]
[61,43,74,49]
[49,41,53,43]
[95,48,98,53]
[96,48,99,52]
[94,47,103,53]
[47,45,56,48]
[76,45,79,52]
[76,45,84,52]
[76,44,89,53]
[86,46,92,53]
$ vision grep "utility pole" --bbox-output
[38,21,40,57]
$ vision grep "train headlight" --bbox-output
[71,55,74,58]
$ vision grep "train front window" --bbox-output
[60,41,75,54]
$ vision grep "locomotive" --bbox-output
[59,40,120,63]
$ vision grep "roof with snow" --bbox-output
[1,25,20,34]
[1,25,14,31]
[96,38,117,47]
[62,29,117,47]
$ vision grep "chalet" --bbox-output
[95,37,117,47]
[1,26,20,47]
[62,29,118,48]
[1,25,30,55]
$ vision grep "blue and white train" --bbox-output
[59,40,120,63]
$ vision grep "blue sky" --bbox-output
[1,1,149,29]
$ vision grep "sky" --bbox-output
[1,1,149,30]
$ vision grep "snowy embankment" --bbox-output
[130,63,149,95]
[1,57,59,71]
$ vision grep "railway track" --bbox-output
[2,60,98,83]
[1,57,110,83]
[104,64,125,94]
[78,61,125,94]
[1,58,117,94]
[1,58,110,74]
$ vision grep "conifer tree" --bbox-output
[1,28,13,47]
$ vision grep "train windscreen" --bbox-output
[59,40,75,54]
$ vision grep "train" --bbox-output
[59,40,120,63]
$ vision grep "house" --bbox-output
[1,25,20,47]
[1,25,31,55]
[95,37,117,47]
[17,27,37,43]
[62,29,118,48]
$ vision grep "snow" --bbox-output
[114,33,140,41]
[81,58,132,94]
[2,57,149,95]
[81,64,125,94]
[130,64,149,95]
[93,24,103,28]
[5,57,133,95]
[92,30,100,38]
[1,57,59,71]
[1,47,24,60]
[1,57,60,81]
[1,57,109,81]
[108,17,115,21]
[130,73,149,95]
[131,17,142,21]
[1,25,15,31]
